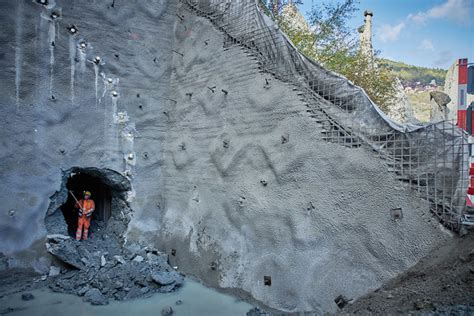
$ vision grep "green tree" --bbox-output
[306,0,359,65]
[274,5,318,60]
[336,52,398,112]
[269,0,398,112]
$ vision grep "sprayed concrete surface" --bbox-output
[158,3,451,313]
[0,0,453,313]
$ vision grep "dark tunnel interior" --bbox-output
[60,171,112,237]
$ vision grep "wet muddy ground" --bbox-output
[0,278,254,316]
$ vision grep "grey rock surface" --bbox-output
[0,0,458,313]
[44,236,180,303]
[46,237,85,269]
[430,91,451,107]
[48,266,61,277]
[247,307,271,316]
[386,77,415,123]
[161,306,174,315]
[151,271,184,286]
[430,91,451,122]
[84,288,108,305]
[21,293,34,301]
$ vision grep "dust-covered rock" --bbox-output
[42,234,184,305]
[414,299,433,311]
[45,237,84,269]
[161,306,174,315]
[246,307,271,316]
[49,266,61,277]
[21,293,34,301]
[0,253,8,272]
[77,286,89,296]
[84,288,108,305]
[151,271,184,286]
[114,255,125,265]
[430,91,451,107]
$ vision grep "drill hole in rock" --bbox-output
[264,276,272,286]
[390,207,403,221]
[334,295,349,309]
[45,167,132,243]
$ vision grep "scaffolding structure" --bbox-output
[179,0,470,229]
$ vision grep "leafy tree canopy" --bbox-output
[261,0,400,112]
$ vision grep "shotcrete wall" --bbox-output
[0,0,453,314]
[158,3,451,313]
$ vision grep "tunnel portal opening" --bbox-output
[61,172,112,237]
[46,167,132,244]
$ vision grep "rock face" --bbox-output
[84,288,108,306]
[45,235,85,269]
[358,10,374,61]
[151,271,184,287]
[0,0,456,314]
[0,0,169,255]
[357,11,413,123]
[430,91,451,122]
[444,61,474,120]
[386,77,415,123]
[280,4,312,37]
[430,91,451,107]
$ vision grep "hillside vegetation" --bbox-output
[380,59,447,86]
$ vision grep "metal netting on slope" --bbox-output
[180,0,470,229]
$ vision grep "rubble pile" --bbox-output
[45,235,183,305]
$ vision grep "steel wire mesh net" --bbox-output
[180,0,470,228]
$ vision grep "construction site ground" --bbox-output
[341,230,474,315]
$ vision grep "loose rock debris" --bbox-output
[45,235,183,305]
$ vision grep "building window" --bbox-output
[461,89,465,106]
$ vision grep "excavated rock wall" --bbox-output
[0,0,173,255]
[0,0,451,313]
[445,61,474,120]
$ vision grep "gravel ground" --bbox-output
[340,231,474,315]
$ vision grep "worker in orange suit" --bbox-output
[74,191,95,241]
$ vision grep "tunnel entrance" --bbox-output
[46,167,132,244]
[61,171,112,237]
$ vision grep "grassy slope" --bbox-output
[379,59,448,122]
[380,59,447,86]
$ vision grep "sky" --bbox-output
[298,0,473,69]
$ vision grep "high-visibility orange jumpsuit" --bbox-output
[75,199,95,240]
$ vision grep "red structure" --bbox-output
[457,58,469,130]
[457,58,474,213]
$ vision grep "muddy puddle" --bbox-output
[0,279,253,316]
